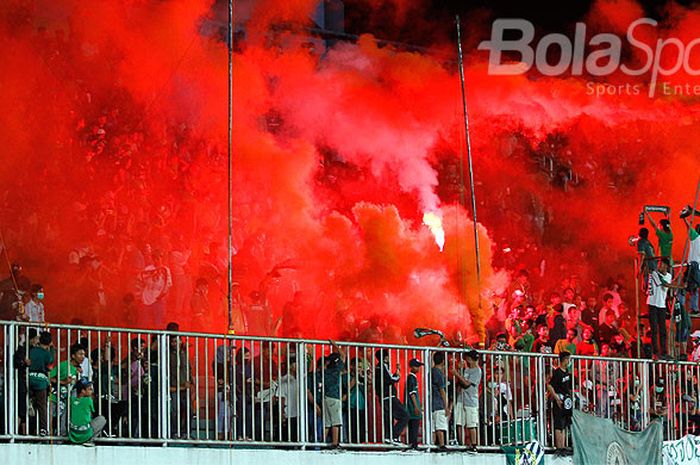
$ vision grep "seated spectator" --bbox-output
[577,328,599,356]
[581,296,599,331]
[69,380,106,446]
[50,343,86,436]
[555,328,578,355]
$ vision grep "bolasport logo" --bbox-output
[478,18,700,98]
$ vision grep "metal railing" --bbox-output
[1,320,699,448]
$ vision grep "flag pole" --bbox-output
[455,15,483,327]
[227,0,235,334]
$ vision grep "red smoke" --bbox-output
[0,0,699,345]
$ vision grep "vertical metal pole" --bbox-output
[634,258,641,358]
[7,323,16,440]
[227,0,235,334]
[455,16,483,328]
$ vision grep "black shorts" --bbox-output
[553,404,572,430]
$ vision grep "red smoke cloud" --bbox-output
[0,0,699,345]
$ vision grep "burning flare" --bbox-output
[422,211,445,251]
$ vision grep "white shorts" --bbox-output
[454,404,479,428]
[431,410,448,432]
[323,397,343,427]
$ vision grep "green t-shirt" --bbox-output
[28,346,54,390]
[68,396,94,444]
[554,339,577,355]
[517,333,535,352]
[655,228,673,258]
[49,360,77,402]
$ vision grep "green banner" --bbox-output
[502,441,545,465]
[572,410,662,465]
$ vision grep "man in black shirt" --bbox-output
[598,310,620,346]
[547,351,573,456]
[404,358,423,448]
[375,350,408,445]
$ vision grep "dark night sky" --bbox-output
[341,0,699,46]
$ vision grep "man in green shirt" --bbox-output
[50,343,86,435]
[69,380,106,445]
[646,212,673,261]
[28,331,54,435]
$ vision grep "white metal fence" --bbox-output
[1,321,699,448]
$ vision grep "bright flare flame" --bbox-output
[422,211,445,251]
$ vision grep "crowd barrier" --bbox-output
[0,321,698,449]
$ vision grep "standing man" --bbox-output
[25,284,46,322]
[547,351,573,456]
[451,350,481,452]
[638,227,658,276]
[682,213,700,314]
[647,258,672,358]
[404,358,423,449]
[323,341,346,448]
[646,212,673,262]
[374,349,408,445]
[430,352,449,450]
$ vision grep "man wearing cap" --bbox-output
[404,358,423,449]
[69,380,107,445]
[451,350,481,452]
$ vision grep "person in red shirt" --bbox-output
[576,327,599,356]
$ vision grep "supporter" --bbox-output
[626,374,643,431]
[514,321,535,352]
[93,344,128,436]
[323,341,346,448]
[609,334,629,357]
[689,331,700,362]
[597,293,617,327]
[124,337,149,438]
[550,304,567,345]
[547,351,573,456]
[235,347,254,441]
[404,358,423,449]
[637,227,657,275]
[253,343,279,441]
[0,263,31,319]
[137,251,172,325]
[49,343,86,436]
[374,349,407,445]
[576,328,599,356]
[168,334,192,439]
[28,331,54,436]
[532,324,553,354]
[598,311,620,346]
[278,354,300,443]
[25,284,46,323]
[430,352,449,450]
[79,337,94,383]
[647,258,672,358]
[489,332,512,351]
[650,378,668,437]
[451,350,480,451]
[14,290,31,322]
[343,357,367,444]
[14,328,39,435]
[190,278,209,328]
[581,296,599,331]
[646,212,673,261]
[68,380,107,446]
[564,306,584,342]
[554,328,578,355]
[486,364,513,423]
[562,287,576,316]
[682,219,700,314]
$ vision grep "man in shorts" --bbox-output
[451,349,481,452]
[430,352,449,449]
[323,340,345,448]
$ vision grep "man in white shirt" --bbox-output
[25,284,46,322]
[647,259,672,358]
[278,356,300,442]
[689,331,700,362]
[683,218,700,314]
